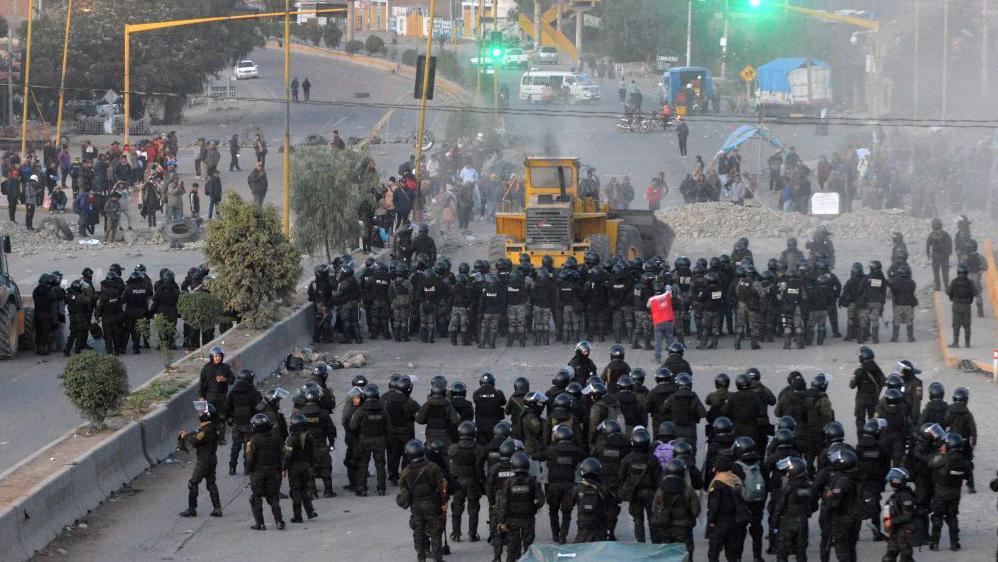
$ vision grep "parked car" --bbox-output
[534,46,559,65]
[234,59,258,79]
[503,48,529,69]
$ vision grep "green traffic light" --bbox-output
[749,0,761,6]
[491,47,503,57]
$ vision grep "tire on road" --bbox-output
[614,224,641,259]
[588,234,610,262]
[18,306,34,351]
[0,301,19,358]
[163,219,200,244]
[488,235,515,263]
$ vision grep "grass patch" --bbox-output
[124,379,190,414]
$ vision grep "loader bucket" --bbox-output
[608,209,675,259]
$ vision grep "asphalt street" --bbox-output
[0,46,422,473]
[32,220,998,561]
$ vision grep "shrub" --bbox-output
[61,351,129,430]
[322,23,343,49]
[152,313,179,368]
[177,292,224,348]
[401,48,417,66]
[365,34,386,54]
[345,39,364,54]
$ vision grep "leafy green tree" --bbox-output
[203,192,302,328]
[177,292,224,348]
[151,313,178,368]
[61,351,129,430]
[323,23,343,49]
[21,0,263,123]
[291,146,378,262]
[345,39,364,54]
[365,35,386,54]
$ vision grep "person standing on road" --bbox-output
[284,413,318,523]
[206,170,222,219]
[946,264,979,348]
[350,384,391,496]
[228,134,241,172]
[398,440,448,562]
[3,171,21,223]
[178,403,224,518]
[675,116,689,157]
[254,134,268,168]
[248,162,268,205]
[199,346,235,444]
[291,77,300,103]
[245,413,286,530]
[225,368,263,475]
[302,77,312,102]
[497,451,545,562]
[926,217,953,291]
[204,141,221,178]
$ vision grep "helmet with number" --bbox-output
[630,368,646,387]
[776,415,797,433]
[714,373,730,389]
[928,381,945,400]
[712,416,733,435]
[885,467,910,489]
[576,340,592,356]
[312,363,330,383]
[777,456,808,479]
[288,413,308,431]
[493,421,512,441]
[655,367,674,384]
[609,344,625,361]
[772,428,796,448]
[862,418,886,438]
[811,373,829,391]
[404,439,426,461]
[598,419,622,436]
[668,342,686,355]
[735,373,751,391]
[552,367,572,389]
[552,424,574,443]
[828,448,857,471]
[657,421,677,442]
[250,413,273,433]
[884,388,903,406]
[449,381,468,398]
[731,436,757,460]
[884,372,905,390]
[952,387,969,403]
[480,372,496,387]
[616,375,634,392]
[363,384,381,400]
[457,420,477,440]
[514,377,530,394]
[398,375,414,396]
[824,421,845,444]
[579,457,602,481]
[511,451,531,474]
[631,427,651,449]
[676,374,692,389]
[944,432,965,452]
[858,346,875,362]
[352,374,369,388]
[236,368,255,383]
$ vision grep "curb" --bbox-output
[0,303,314,562]
[983,238,998,320]
[932,290,994,375]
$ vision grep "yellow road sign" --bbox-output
[740,65,756,82]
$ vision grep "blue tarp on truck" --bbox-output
[756,58,829,93]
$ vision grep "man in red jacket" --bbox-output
[648,285,676,363]
[646,174,667,211]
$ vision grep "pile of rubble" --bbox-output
[655,202,938,242]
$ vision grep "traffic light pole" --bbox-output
[685,0,692,66]
[414,0,438,176]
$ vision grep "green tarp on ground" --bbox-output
[517,541,689,562]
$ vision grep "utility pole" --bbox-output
[8,0,16,127]
[556,0,562,33]
[942,0,949,121]
[685,0,692,66]
[476,0,483,100]
[54,0,73,144]
[912,0,919,117]
[534,1,541,50]
[20,0,34,157]
[347,0,354,42]
[720,0,728,79]
[984,0,990,103]
[283,0,291,235]
[414,0,438,175]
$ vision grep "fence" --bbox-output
[73,115,148,136]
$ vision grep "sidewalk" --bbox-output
[932,247,998,379]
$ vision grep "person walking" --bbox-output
[675,116,689,157]
[291,77,300,103]
[254,134,268,168]
[228,134,241,172]
[248,162,268,205]
[302,78,311,102]
[206,170,222,219]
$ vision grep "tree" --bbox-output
[599,0,690,64]
[203,192,302,328]
[0,16,9,40]
[61,351,129,430]
[176,292,224,348]
[21,0,262,124]
[291,146,378,262]
[365,34,386,55]
[322,23,343,49]
[151,313,178,369]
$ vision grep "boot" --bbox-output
[489,333,497,349]
[816,327,825,346]
[519,333,526,347]
[870,324,880,344]
[907,324,915,342]
[734,334,742,350]
[890,325,899,343]
[949,328,960,348]
[796,334,805,350]
[179,508,197,517]
[843,324,854,342]
[783,334,792,350]
[750,336,761,350]
[857,326,868,344]
[965,329,971,348]
[450,332,458,346]
[506,335,514,347]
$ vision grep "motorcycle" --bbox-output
[616,113,657,133]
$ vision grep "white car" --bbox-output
[503,48,529,69]
[234,60,258,79]
[534,46,559,65]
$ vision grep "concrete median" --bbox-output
[8,465,87,557]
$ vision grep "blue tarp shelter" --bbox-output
[517,541,689,562]
[757,58,829,93]
[719,124,783,154]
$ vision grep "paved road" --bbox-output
[0,47,416,474]
[32,213,998,561]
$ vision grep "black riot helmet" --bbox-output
[616,375,634,392]
[480,372,496,386]
[777,456,808,479]
[389,373,402,391]
[735,373,751,391]
[449,382,468,398]
[672,439,693,459]
[553,367,572,389]
[668,342,686,355]
[885,374,904,391]
[811,373,829,391]
[398,375,414,396]
[552,424,574,443]
[352,374,369,388]
[429,381,447,397]
[823,421,845,444]
[499,438,524,460]
[928,381,945,400]
[920,422,946,444]
[630,368,646,387]
[250,413,273,433]
[772,428,796,447]
[565,382,583,399]
[714,373,730,389]
[885,467,910,489]
[896,360,920,377]
[405,439,426,461]
[598,419,622,435]
[457,420,477,439]
[712,416,733,435]
[511,451,531,474]
[952,387,969,403]
[676,374,692,389]
[944,432,965,452]
[631,427,651,450]
[609,344,625,361]
[731,436,757,460]
[553,393,573,411]
[828,448,857,471]
[514,376,530,394]
[776,416,797,433]
[288,413,308,431]
[858,346,875,362]
[493,421,513,441]
[576,340,592,356]
[579,457,602,481]
[862,418,887,437]
[746,367,761,381]
[655,367,674,384]
[236,368,256,383]
[657,421,677,442]
[312,363,330,383]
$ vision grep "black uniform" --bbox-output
[284,428,316,521]
[350,397,390,494]
[660,387,706,451]
[398,457,447,562]
[448,437,486,540]
[199,361,235,442]
[417,395,461,447]
[497,471,545,562]
[771,474,816,561]
[96,277,125,354]
[384,388,420,482]
[303,402,337,496]
[486,459,517,560]
[181,422,222,515]
[566,476,618,543]
[224,380,263,473]
[569,351,598,385]
[850,361,884,434]
[929,449,973,549]
[245,431,285,528]
[706,468,748,561]
[618,448,662,543]
[545,440,584,543]
[884,484,918,562]
[64,284,92,354]
[650,474,699,551]
[123,276,150,353]
[472,385,507,445]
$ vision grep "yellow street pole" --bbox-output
[283,0,291,236]
[20,0,34,156]
[475,0,482,101]
[493,0,499,118]
[122,7,345,145]
[414,0,438,176]
[123,30,130,144]
[54,0,73,145]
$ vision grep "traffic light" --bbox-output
[414,55,436,100]
[749,0,761,7]
[488,31,504,60]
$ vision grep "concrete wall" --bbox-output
[0,303,314,562]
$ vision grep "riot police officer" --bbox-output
[496,451,545,562]
[397,440,447,562]
[350,384,390,496]
[246,413,286,530]
[178,403,223,518]
[545,424,584,543]
[284,413,318,522]
[224,368,262,475]
[448,420,486,542]
[473,373,507,445]
[417,381,462,447]
[619,427,661,543]
[566,457,619,543]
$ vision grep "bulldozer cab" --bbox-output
[0,234,28,358]
[492,158,674,267]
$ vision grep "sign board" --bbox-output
[739,65,756,82]
[656,55,679,71]
[810,192,840,215]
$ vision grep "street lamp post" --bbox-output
[685,0,692,66]
[414,0,438,176]
[283,0,291,236]
[54,0,73,145]
[20,0,34,157]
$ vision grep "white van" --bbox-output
[518,70,601,103]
